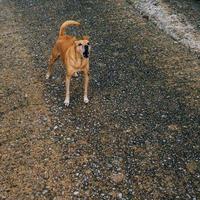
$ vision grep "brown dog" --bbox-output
[46,20,90,106]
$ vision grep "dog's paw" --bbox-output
[84,96,89,104]
[64,99,70,106]
[73,72,78,77]
[46,73,50,80]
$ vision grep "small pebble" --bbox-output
[74,191,79,196]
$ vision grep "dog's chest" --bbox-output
[71,58,87,69]
[75,59,82,68]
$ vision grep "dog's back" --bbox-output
[54,20,80,63]
[56,35,76,63]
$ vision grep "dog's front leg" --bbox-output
[83,69,89,104]
[64,74,71,106]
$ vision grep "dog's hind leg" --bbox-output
[46,46,59,79]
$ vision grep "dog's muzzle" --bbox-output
[83,45,89,58]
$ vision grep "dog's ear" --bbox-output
[83,35,89,41]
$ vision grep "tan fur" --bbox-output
[46,20,90,106]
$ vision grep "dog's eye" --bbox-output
[87,43,90,46]
[78,43,82,46]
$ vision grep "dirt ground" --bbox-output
[0,0,200,199]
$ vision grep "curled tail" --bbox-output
[59,20,80,36]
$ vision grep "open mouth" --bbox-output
[83,45,89,58]
[83,51,89,58]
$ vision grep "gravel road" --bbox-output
[1,0,200,199]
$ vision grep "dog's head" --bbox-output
[75,36,90,58]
